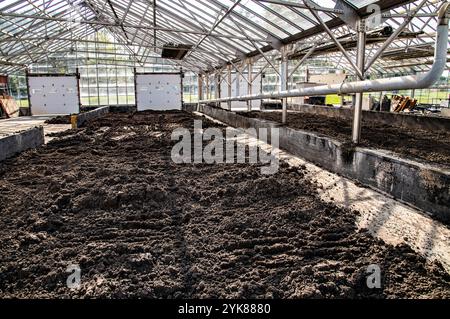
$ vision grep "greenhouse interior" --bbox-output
[0,0,450,303]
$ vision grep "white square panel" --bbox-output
[28,76,80,115]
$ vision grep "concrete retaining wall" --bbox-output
[199,104,450,224]
[288,104,450,132]
[0,126,45,162]
[109,105,137,113]
[74,106,110,128]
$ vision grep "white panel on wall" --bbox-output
[28,76,80,115]
[220,73,262,109]
[136,73,182,111]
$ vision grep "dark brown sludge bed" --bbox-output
[0,111,449,298]
[238,111,450,167]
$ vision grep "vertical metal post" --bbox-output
[215,73,219,107]
[76,67,81,111]
[352,20,366,144]
[280,48,288,124]
[247,60,253,112]
[378,91,384,111]
[227,64,232,110]
[153,0,157,47]
[235,65,240,99]
[206,75,210,100]
[25,68,32,115]
[198,74,203,101]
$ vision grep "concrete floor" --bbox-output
[0,116,71,143]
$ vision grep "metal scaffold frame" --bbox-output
[0,0,449,142]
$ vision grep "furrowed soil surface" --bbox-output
[44,115,71,125]
[0,110,449,298]
[239,111,450,167]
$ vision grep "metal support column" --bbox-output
[215,73,220,107]
[247,60,253,112]
[378,91,384,111]
[280,49,288,124]
[235,65,240,99]
[198,74,203,101]
[227,65,232,110]
[206,75,210,100]
[352,20,366,144]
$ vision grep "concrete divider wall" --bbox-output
[110,105,137,113]
[288,104,450,132]
[199,104,450,223]
[0,126,44,162]
[183,104,197,112]
[76,106,110,127]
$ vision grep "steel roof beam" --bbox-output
[0,10,264,42]
[364,0,429,72]
[254,0,343,14]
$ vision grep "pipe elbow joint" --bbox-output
[438,1,450,25]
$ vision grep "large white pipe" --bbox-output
[200,3,449,104]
